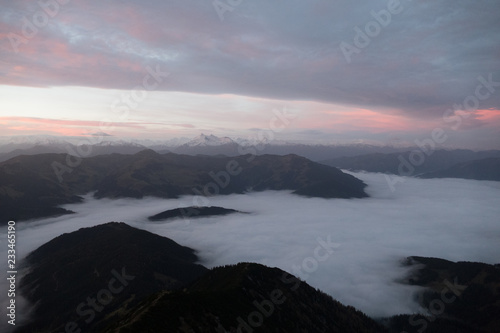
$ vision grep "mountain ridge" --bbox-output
[386,256,500,332]
[0,150,368,222]
[321,149,500,180]
[418,157,500,181]
[0,134,414,162]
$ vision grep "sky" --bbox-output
[1,0,500,148]
[2,172,499,332]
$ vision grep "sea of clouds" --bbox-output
[1,171,500,331]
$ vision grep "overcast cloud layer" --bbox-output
[1,0,499,115]
[1,172,499,331]
[1,1,500,146]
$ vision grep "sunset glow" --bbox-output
[1,1,499,148]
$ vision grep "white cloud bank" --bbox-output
[1,172,499,331]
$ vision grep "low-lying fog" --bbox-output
[2,172,500,327]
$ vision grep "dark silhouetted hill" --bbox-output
[102,262,386,333]
[16,222,386,333]
[0,150,368,222]
[386,256,500,333]
[16,222,208,333]
[418,157,500,181]
[148,206,243,221]
[321,149,500,176]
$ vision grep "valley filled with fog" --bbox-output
[2,172,499,320]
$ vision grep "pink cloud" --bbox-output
[0,116,199,138]
[0,117,148,136]
[1,35,149,88]
[476,109,500,122]
[5,125,85,137]
[292,101,433,133]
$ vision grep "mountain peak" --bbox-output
[185,133,235,147]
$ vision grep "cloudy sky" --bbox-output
[1,0,499,148]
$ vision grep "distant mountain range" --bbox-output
[322,149,500,181]
[15,223,500,332]
[2,135,499,180]
[0,150,368,222]
[418,157,500,181]
[184,133,235,146]
[0,134,410,162]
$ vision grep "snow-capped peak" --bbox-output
[185,134,235,147]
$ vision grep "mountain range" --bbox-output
[418,157,500,181]
[0,134,410,162]
[0,150,367,222]
[2,135,499,182]
[322,149,500,181]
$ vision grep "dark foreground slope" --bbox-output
[103,263,385,333]
[16,223,385,333]
[0,150,368,222]
[16,223,500,332]
[387,256,500,333]
[16,222,208,333]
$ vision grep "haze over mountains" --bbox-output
[418,157,500,181]
[0,134,410,162]
[2,133,499,183]
[322,149,500,179]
